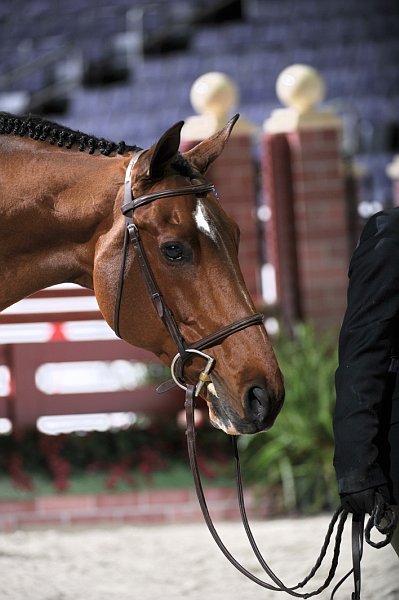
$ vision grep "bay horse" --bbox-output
[0,111,284,435]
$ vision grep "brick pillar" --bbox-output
[261,134,301,326]
[261,65,351,330]
[180,72,262,302]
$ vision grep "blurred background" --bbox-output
[0,0,398,527]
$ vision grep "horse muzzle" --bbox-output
[205,375,284,435]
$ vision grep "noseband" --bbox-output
[114,150,264,393]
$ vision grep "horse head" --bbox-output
[94,116,284,435]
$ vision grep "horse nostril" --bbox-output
[246,385,270,426]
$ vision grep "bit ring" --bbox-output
[171,348,215,395]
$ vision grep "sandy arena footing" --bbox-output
[0,514,397,599]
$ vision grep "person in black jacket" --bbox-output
[333,207,399,556]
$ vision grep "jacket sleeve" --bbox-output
[333,208,399,495]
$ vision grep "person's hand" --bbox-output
[340,485,390,515]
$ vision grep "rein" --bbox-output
[185,384,398,600]
[115,151,397,599]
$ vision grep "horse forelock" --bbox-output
[0,112,139,157]
[170,153,197,179]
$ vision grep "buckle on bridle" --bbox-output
[171,348,215,396]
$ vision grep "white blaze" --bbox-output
[193,200,217,242]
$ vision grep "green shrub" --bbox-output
[239,323,340,514]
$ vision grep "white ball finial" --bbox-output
[276,64,326,114]
[190,72,238,119]
[182,72,256,141]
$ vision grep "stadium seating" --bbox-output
[0,0,398,202]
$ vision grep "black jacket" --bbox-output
[334,208,399,504]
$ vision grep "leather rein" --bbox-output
[186,386,397,599]
[114,150,397,599]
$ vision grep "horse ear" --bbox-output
[148,121,184,178]
[182,114,239,174]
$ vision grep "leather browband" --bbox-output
[123,183,215,214]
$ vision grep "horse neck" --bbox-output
[0,140,125,310]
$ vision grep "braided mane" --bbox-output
[0,112,197,177]
[0,112,139,156]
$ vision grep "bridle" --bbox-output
[114,150,397,600]
[114,149,265,395]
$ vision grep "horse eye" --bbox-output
[161,242,185,262]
